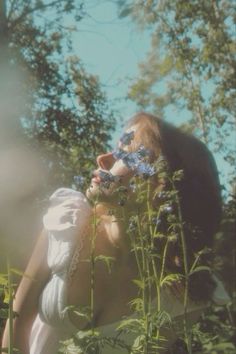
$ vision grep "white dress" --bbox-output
[29,188,230,354]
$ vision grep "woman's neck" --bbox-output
[94,202,131,255]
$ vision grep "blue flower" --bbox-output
[74,175,85,189]
[99,170,115,182]
[119,131,135,146]
[162,204,173,213]
[136,145,151,159]
[112,147,156,178]
[112,148,128,160]
[122,152,140,170]
[151,217,161,228]
[135,162,156,177]
[98,170,120,189]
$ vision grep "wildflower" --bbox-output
[112,146,156,178]
[128,218,137,232]
[74,175,86,189]
[99,170,115,182]
[122,152,140,169]
[98,171,120,189]
[135,162,156,177]
[112,148,127,160]
[151,217,161,228]
[158,191,167,200]
[162,204,173,213]
[136,145,151,159]
[119,130,135,145]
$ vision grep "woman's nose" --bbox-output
[97,152,116,170]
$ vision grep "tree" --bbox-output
[118,0,236,190]
[0,0,116,187]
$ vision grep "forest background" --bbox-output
[0,0,235,353]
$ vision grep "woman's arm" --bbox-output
[1,229,50,354]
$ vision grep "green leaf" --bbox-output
[0,309,8,319]
[212,342,235,350]
[64,305,90,322]
[132,334,145,349]
[0,275,8,286]
[3,289,10,304]
[189,266,211,276]
[95,255,115,273]
[132,279,145,290]
[128,297,143,312]
[160,273,183,287]
[116,318,143,331]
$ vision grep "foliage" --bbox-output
[0,0,116,188]
[214,190,236,296]
[117,0,236,188]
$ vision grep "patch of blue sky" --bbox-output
[63,1,150,131]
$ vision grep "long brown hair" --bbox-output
[126,112,222,301]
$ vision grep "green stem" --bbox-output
[160,239,169,285]
[136,214,149,354]
[173,183,192,354]
[146,180,153,310]
[136,216,147,314]
[90,204,97,332]
[7,258,13,354]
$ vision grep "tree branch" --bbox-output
[10,0,62,28]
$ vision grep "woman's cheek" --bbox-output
[110,161,132,180]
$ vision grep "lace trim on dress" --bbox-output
[67,222,91,281]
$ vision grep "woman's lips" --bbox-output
[92,175,101,184]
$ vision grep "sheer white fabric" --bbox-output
[29,188,91,353]
[29,188,230,354]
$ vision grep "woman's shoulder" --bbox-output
[43,187,92,233]
[49,187,89,203]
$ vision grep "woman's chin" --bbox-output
[86,183,104,201]
[85,184,97,200]
[85,183,114,204]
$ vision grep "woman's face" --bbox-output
[86,126,137,202]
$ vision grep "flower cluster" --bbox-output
[114,130,158,178]
[74,175,86,190]
[98,170,121,189]
[113,145,156,178]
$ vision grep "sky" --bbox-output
[69,1,150,142]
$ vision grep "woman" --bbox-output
[2,112,227,353]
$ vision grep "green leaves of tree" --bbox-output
[3,0,116,188]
